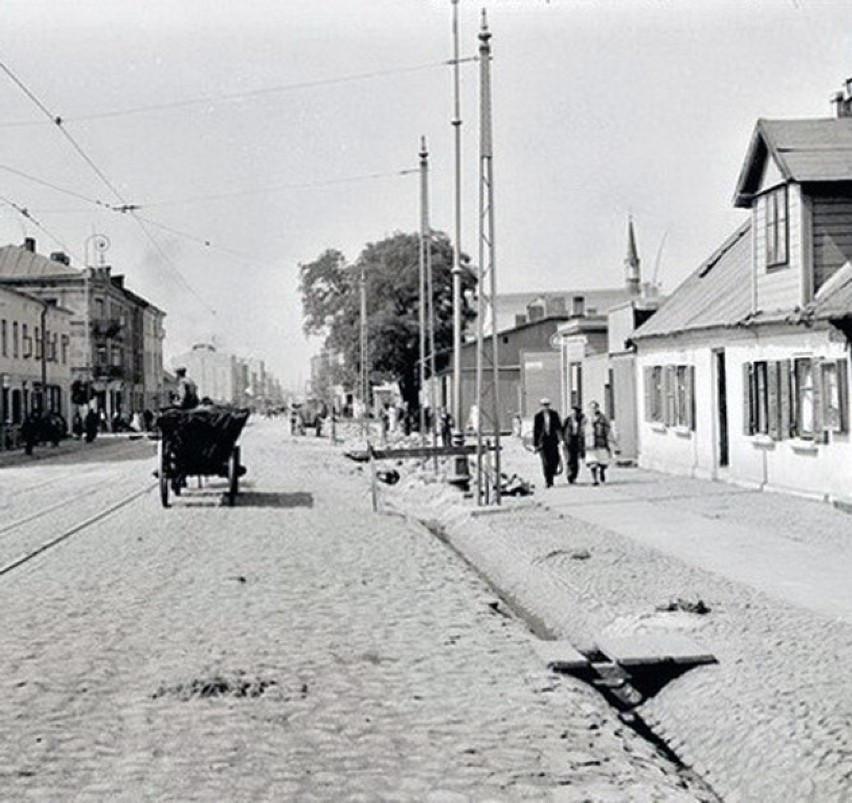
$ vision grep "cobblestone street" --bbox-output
[380,437,852,802]
[0,421,707,801]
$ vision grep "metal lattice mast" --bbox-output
[451,0,463,430]
[475,10,501,505]
[418,137,429,445]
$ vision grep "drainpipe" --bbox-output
[40,302,49,413]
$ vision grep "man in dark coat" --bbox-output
[533,398,563,488]
[562,405,587,484]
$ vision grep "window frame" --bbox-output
[765,185,789,269]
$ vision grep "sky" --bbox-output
[0,0,850,391]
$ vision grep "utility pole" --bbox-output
[359,260,368,439]
[475,9,501,505]
[418,136,429,445]
[451,0,463,432]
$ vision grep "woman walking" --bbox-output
[584,401,616,486]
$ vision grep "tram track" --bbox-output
[0,481,156,578]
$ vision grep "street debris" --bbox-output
[656,598,712,615]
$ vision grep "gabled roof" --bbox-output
[804,263,852,322]
[734,118,852,207]
[633,222,752,340]
[0,244,81,278]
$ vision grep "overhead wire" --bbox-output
[0,57,478,128]
[0,58,217,315]
[0,196,82,262]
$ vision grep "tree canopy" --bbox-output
[299,231,476,412]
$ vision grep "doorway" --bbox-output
[714,350,729,468]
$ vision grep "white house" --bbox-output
[633,100,852,503]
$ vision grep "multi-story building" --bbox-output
[0,238,166,423]
[0,284,73,448]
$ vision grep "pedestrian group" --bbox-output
[533,397,617,488]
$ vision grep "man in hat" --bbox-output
[533,397,562,488]
[173,367,199,410]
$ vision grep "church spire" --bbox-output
[625,217,641,296]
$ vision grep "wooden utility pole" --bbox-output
[418,137,429,445]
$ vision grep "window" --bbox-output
[95,298,104,318]
[12,322,18,358]
[61,335,70,365]
[1,319,6,357]
[22,324,31,359]
[645,363,694,428]
[794,358,815,438]
[765,186,788,268]
[821,359,849,434]
[675,365,694,428]
[572,296,585,317]
[35,326,41,360]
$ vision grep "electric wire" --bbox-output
[0,195,81,262]
[0,57,478,128]
[0,58,216,315]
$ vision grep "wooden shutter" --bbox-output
[838,358,849,433]
[779,360,792,439]
[643,366,654,423]
[813,357,827,443]
[742,362,754,435]
[767,361,780,440]
[686,365,695,430]
[664,365,675,426]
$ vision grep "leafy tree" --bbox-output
[300,231,476,415]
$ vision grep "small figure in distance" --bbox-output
[584,400,617,486]
[562,404,586,485]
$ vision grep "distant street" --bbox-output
[0,421,707,801]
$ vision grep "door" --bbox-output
[715,350,729,468]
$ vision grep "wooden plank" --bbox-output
[532,640,589,671]
[596,633,716,667]
[371,444,486,460]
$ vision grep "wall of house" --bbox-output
[611,353,638,461]
[754,183,804,312]
[811,185,852,293]
[519,350,561,418]
[637,325,852,501]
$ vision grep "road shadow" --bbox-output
[235,491,314,509]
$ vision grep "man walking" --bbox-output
[533,398,562,488]
[562,404,586,484]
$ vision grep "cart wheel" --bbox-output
[158,439,169,508]
[227,446,240,506]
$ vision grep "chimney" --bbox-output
[23,237,36,253]
[514,314,527,327]
[50,251,70,265]
[625,217,641,296]
[832,78,852,118]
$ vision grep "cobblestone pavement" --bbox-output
[0,421,709,801]
[377,437,852,802]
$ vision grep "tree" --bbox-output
[300,231,476,416]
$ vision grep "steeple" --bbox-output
[625,217,641,296]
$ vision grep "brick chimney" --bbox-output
[832,78,852,118]
[23,237,36,253]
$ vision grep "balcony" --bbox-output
[91,319,124,340]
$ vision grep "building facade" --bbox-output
[0,239,166,423]
[634,103,852,502]
[0,285,73,448]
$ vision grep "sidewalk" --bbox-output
[503,438,852,623]
[378,436,852,801]
[0,433,147,469]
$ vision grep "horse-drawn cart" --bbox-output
[156,406,250,507]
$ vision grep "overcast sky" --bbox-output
[1,0,849,390]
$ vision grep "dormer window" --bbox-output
[765,185,788,268]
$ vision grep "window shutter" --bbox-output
[643,366,654,423]
[664,365,675,426]
[686,365,695,430]
[838,358,849,434]
[779,360,792,439]
[767,361,780,440]
[742,362,753,435]
[813,357,827,443]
